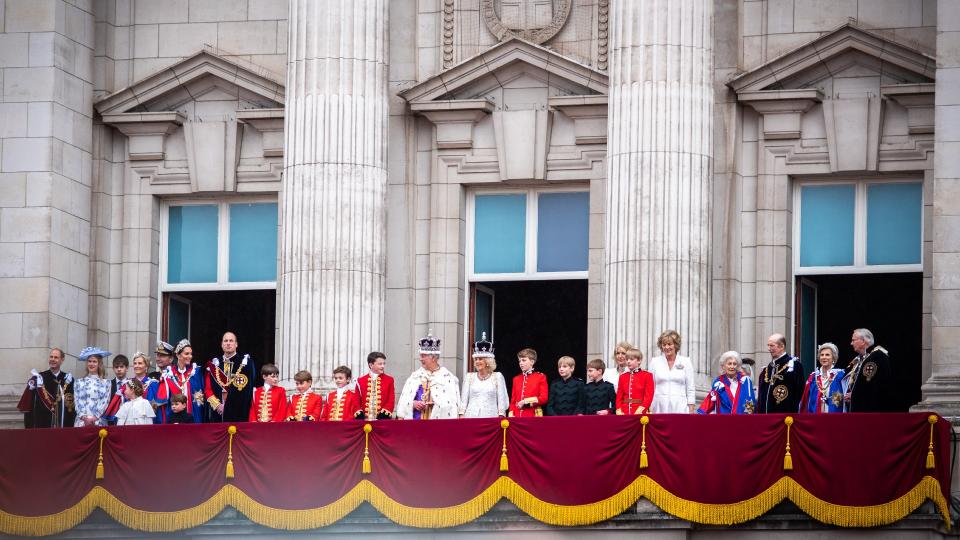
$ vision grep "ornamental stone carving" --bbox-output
[481,0,571,44]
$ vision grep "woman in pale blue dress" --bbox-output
[73,346,112,427]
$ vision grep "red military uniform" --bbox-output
[321,388,361,421]
[286,391,323,422]
[616,369,655,415]
[356,373,395,419]
[249,385,287,423]
[508,371,548,417]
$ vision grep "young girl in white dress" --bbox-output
[115,379,155,426]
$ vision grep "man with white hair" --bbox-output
[396,331,460,419]
[844,328,892,412]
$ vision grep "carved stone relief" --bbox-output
[481,0,571,44]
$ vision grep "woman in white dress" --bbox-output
[459,333,509,418]
[648,330,697,413]
[74,347,112,427]
[115,379,156,426]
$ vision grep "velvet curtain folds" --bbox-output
[0,414,951,536]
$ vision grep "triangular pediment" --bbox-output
[95,47,284,115]
[400,38,607,104]
[728,23,934,93]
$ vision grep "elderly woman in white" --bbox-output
[458,333,509,418]
[648,330,697,413]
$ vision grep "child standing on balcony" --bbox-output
[322,366,361,421]
[249,364,287,423]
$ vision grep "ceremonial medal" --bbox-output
[772,384,788,403]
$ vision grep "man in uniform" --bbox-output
[147,341,176,423]
[17,348,76,428]
[844,328,892,412]
[396,332,460,419]
[757,333,805,413]
[204,331,256,422]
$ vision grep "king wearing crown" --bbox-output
[396,331,460,420]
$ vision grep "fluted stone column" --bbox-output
[603,0,713,371]
[279,0,388,387]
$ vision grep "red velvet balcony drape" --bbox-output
[0,413,950,535]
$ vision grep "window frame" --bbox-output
[792,177,923,276]
[466,187,590,282]
[160,197,279,292]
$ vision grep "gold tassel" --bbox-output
[362,424,373,474]
[225,426,237,479]
[95,429,107,480]
[783,416,794,471]
[500,419,510,472]
[639,416,649,469]
[926,415,938,470]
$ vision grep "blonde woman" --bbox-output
[602,341,633,391]
[73,347,112,427]
[648,330,697,413]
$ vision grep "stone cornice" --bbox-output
[728,23,935,93]
[94,47,285,115]
[399,37,607,104]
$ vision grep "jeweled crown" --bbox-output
[472,332,494,358]
[418,330,441,355]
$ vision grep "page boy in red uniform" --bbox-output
[322,366,361,421]
[286,370,323,422]
[249,364,287,423]
[509,348,548,417]
[356,352,395,420]
[616,348,655,415]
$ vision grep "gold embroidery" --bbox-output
[257,389,272,422]
[772,385,788,404]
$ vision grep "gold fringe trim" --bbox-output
[0,476,949,536]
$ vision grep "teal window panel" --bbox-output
[167,205,218,283]
[799,185,856,267]
[229,203,279,282]
[866,183,922,265]
[474,194,526,273]
[168,297,190,345]
[537,192,589,272]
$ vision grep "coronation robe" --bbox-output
[321,388,361,421]
[166,364,205,424]
[799,368,846,413]
[249,385,287,423]
[356,373,396,420]
[286,391,323,422]
[757,353,805,413]
[845,345,893,412]
[396,366,460,420]
[508,370,548,418]
[147,374,176,424]
[204,353,256,423]
[697,372,756,414]
[615,369,655,415]
[18,370,75,428]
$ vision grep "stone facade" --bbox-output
[0,0,957,428]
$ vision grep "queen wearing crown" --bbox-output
[396,331,460,420]
[458,333,509,418]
